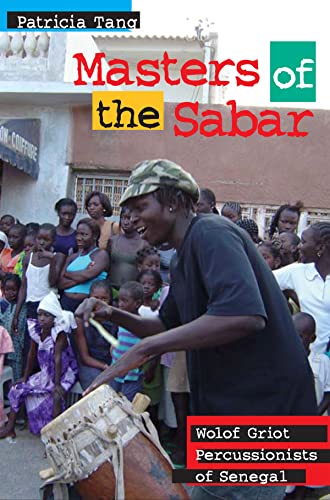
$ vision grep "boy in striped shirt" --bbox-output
[110,281,144,401]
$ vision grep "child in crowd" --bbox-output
[294,312,330,415]
[257,241,282,270]
[13,223,66,325]
[0,325,14,427]
[276,232,301,266]
[0,214,16,236]
[137,270,163,428]
[110,281,144,401]
[0,292,78,439]
[136,246,161,274]
[221,202,242,223]
[0,274,27,381]
[13,226,39,279]
[23,231,37,254]
[136,249,176,443]
[0,224,26,278]
[236,218,260,244]
[136,247,170,300]
[76,280,117,390]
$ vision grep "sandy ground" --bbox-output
[0,428,46,500]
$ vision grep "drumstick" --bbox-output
[89,318,119,348]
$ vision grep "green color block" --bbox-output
[270,42,316,102]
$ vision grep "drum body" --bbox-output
[41,384,188,500]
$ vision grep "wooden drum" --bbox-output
[40,384,188,500]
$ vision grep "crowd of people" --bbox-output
[0,159,329,500]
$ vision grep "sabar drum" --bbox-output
[40,384,188,500]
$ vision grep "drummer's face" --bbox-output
[126,194,175,247]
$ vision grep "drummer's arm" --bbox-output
[75,298,166,338]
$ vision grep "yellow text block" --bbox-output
[92,91,164,130]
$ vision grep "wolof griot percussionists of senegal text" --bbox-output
[171,418,330,486]
[73,51,315,137]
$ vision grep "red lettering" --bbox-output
[161,51,180,85]
[287,110,314,137]
[258,111,286,137]
[209,59,235,86]
[236,59,260,87]
[227,100,258,137]
[200,109,227,137]
[181,59,207,86]
[106,59,134,86]
[73,52,106,86]
[174,102,199,137]
[136,59,160,87]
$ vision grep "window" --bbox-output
[74,173,129,216]
[306,209,330,226]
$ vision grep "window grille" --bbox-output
[74,173,129,216]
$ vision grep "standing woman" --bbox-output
[85,191,119,251]
[268,202,303,239]
[53,198,78,256]
[58,218,109,312]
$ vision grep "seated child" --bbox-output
[0,274,27,382]
[110,281,144,402]
[0,291,78,438]
[76,280,117,390]
[0,326,14,427]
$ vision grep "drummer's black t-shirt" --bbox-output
[159,215,317,416]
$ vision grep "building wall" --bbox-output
[70,103,329,210]
[0,104,71,224]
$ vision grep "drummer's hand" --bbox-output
[83,340,152,396]
[75,297,113,326]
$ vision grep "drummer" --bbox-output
[76,159,317,500]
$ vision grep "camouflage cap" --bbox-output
[120,159,200,206]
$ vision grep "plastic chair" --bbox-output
[0,365,14,402]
